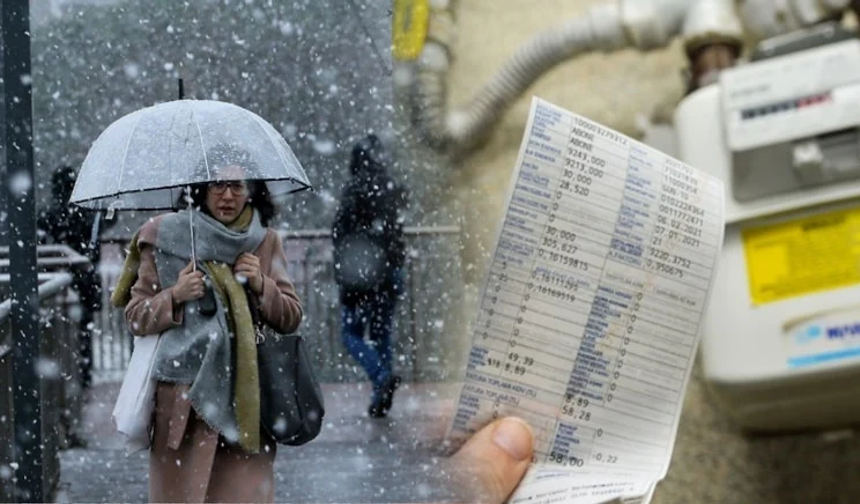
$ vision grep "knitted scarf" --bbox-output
[113,206,263,453]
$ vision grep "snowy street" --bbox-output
[57,380,461,503]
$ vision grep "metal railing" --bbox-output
[0,244,90,267]
[94,226,466,383]
[0,271,76,503]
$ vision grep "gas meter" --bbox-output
[675,23,860,432]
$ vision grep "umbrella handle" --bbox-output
[187,187,197,271]
[186,188,217,317]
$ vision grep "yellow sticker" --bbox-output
[392,0,429,61]
[743,205,860,305]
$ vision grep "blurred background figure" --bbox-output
[332,134,409,418]
[37,165,110,390]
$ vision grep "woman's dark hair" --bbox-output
[181,143,277,227]
[185,181,277,227]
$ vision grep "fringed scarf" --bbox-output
[113,205,263,453]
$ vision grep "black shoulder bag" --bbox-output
[248,287,325,446]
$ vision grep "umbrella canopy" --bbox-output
[70,99,312,211]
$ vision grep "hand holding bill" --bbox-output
[448,416,534,503]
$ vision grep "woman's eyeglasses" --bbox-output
[208,181,248,196]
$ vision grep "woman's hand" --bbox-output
[234,252,264,294]
[171,261,206,305]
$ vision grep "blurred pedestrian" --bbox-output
[332,134,408,418]
[37,165,109,390]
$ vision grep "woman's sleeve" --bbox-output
[124,245,183,336]
[258,235,304,335]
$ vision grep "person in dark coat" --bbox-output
[37,165,108,389]
[332,134,408,417]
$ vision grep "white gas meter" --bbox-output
[675,24,860,432]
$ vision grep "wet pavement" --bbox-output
[56,380,462,503]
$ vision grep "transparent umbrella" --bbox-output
[69,99,313,263]
[70,99,312,212]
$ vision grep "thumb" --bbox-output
[449,417,534,503]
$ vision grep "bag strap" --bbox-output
[244,284,267,343]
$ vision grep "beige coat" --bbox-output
[125,217,303,503]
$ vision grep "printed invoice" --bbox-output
[446,97,725,504]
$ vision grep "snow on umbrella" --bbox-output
[69,99,313,264]
[69,99,312,212]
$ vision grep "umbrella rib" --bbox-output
[190,106,211,180]
[246,112,299,184]
[166,105,179,202]
[117,112,145,197]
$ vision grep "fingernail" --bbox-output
[492,417,533,461]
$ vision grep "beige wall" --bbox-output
[447,0,688,281]
[440,2,860,503]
